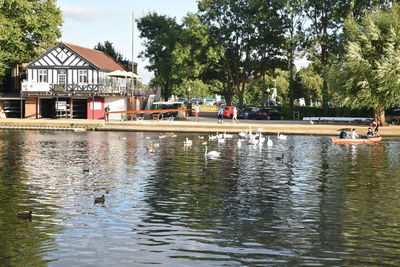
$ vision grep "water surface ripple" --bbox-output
[0,131,399,266]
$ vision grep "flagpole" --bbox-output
[131,12,135,93]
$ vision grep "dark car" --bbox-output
[386,108,400,125]
[255,108,283,120]
[237,107,260,119]
[191,98,203,104]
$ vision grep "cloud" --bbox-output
[61,6,98,21]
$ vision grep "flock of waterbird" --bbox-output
[16,129,288,220]
[145,127,288,161]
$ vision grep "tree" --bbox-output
[294,66,322,105]
[170,13,223,97]
[137,12,183,99]
[281,0,306,109]
[303,0,395,112]
[332,4,400,124]
[303,0,351,111]
[0,0,62,85]
[94,41,126,62]
[198,0,286,106]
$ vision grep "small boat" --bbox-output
[331,137,382,144]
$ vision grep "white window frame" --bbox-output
[78,70,88,84]
[38,69,47,83]
[58,74,66,85]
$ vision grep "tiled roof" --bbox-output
[62,42,125,71]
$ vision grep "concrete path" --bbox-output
[0,117,399,136]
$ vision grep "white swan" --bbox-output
[267,137,273,147]
[208,134,217,141]
[258,132,265,144]
[183,137,192,146]
[205,145,220,159]
[237,139,242,148]
[277,132,287,140]
[238,131,247,138]
[224,131,234,139]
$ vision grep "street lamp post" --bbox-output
[267,87,270,107]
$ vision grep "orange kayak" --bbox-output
[332,137,382,144]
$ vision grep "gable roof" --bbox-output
[62,42,125,71]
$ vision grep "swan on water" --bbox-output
[277,132,287,140]
[205,145,220,159]
[267,137,273,147]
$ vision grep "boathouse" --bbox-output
[20,42,145,120]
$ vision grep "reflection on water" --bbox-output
[0,130,400,266]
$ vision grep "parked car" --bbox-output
[386,108,400,125]
[237,107,260,119]
[223,106,237,118]
[176,97,188,104]
[204,97,215,105]
[255,108,283,120]
[265,98,281,106]
[191,98,203,104]
[214,99,226,106]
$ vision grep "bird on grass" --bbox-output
[94,195,105,204]
[16,211,32,219]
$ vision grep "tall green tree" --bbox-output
[137,12,183,99]
[282,0,306,108]
[0,0,62,85]
[294,65,322,105]
[170,13,223,96]
[303,0,351,112]
[94,41,126,62]
[332,4,400,124]
[304,0,394,112]
[198,0,286,105]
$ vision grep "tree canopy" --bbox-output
[0,0,62,85]
[94,41,127,62]
[332,4,400,123]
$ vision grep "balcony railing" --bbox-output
[21,82,153,97]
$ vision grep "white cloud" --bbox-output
[61,6,98,21]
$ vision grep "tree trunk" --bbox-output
[374,106,386,126]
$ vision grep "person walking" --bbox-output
[232,106,239,124]
[104,105,110,122]
[194,104,200,122]
[217,106,224,124]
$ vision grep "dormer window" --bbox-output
[78,70,88,84]
[38,69,47,83]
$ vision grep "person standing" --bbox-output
[217,106,224,124]
[232,106,239,124]
[372,119,380,134]
[194,104,200,122]
[104,105,110,122]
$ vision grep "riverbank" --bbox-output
[1,118,400,136]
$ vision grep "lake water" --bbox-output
[0,130,400,266]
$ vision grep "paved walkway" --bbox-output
[0,117,399,136]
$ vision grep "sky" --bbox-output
[57,0,199,83]
[57,0,309,84]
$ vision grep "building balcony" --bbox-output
[21,82,137,95]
